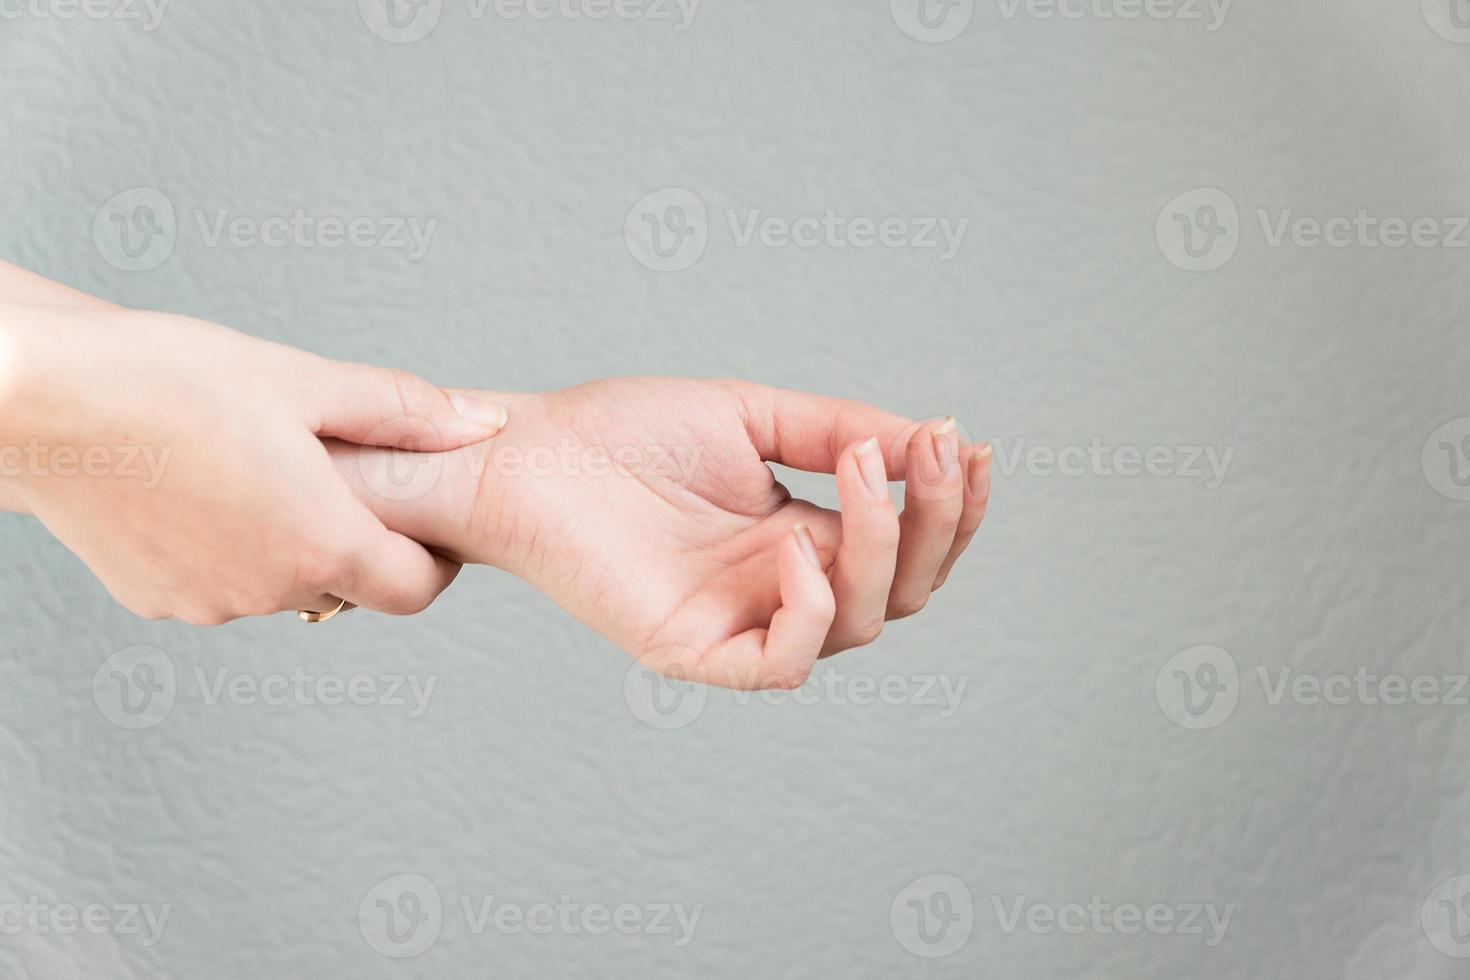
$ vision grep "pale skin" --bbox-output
[0,262,991,690]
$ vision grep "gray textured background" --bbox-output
[3,0,1470,977]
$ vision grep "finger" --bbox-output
[888,418,965,619]
[821,438,901,657]
[933,443,992,592]
[728,381,919,475]
[310,362,509,452]
[687,525,835,690]
[326,506,464,616]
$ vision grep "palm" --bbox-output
[480,379,839,671]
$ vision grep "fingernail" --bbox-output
[932,418,958,479]
[793,523,822,569]
[450,393,508,433]
[855,437,889,501]
[967,447,991,499]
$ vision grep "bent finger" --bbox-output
[933,444,992,591]
[689,525,835,690]
[888,419,965,619]
[821,438,900,657]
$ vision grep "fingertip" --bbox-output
[967,444,992,501]
[448,391,508,438]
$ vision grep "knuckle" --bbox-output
[869,522,902,552]
[764,664,813,691]
[384,367,431,422]
[179,607,227,627]
[293,547,353,593]
[852,619,885,646]
[888,593,929,620]
[931,511,963,536]
[389,587,436,616]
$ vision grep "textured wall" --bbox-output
[2,0,1469,977]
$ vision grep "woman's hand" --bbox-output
[334,379,991,689]
[0,301,508,624]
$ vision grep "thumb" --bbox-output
[310,361,508,451]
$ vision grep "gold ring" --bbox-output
[298,597,354,623]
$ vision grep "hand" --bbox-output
[334,379,991,689]
[0,300,509,624]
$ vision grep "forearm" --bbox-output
[0,264,118,514]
